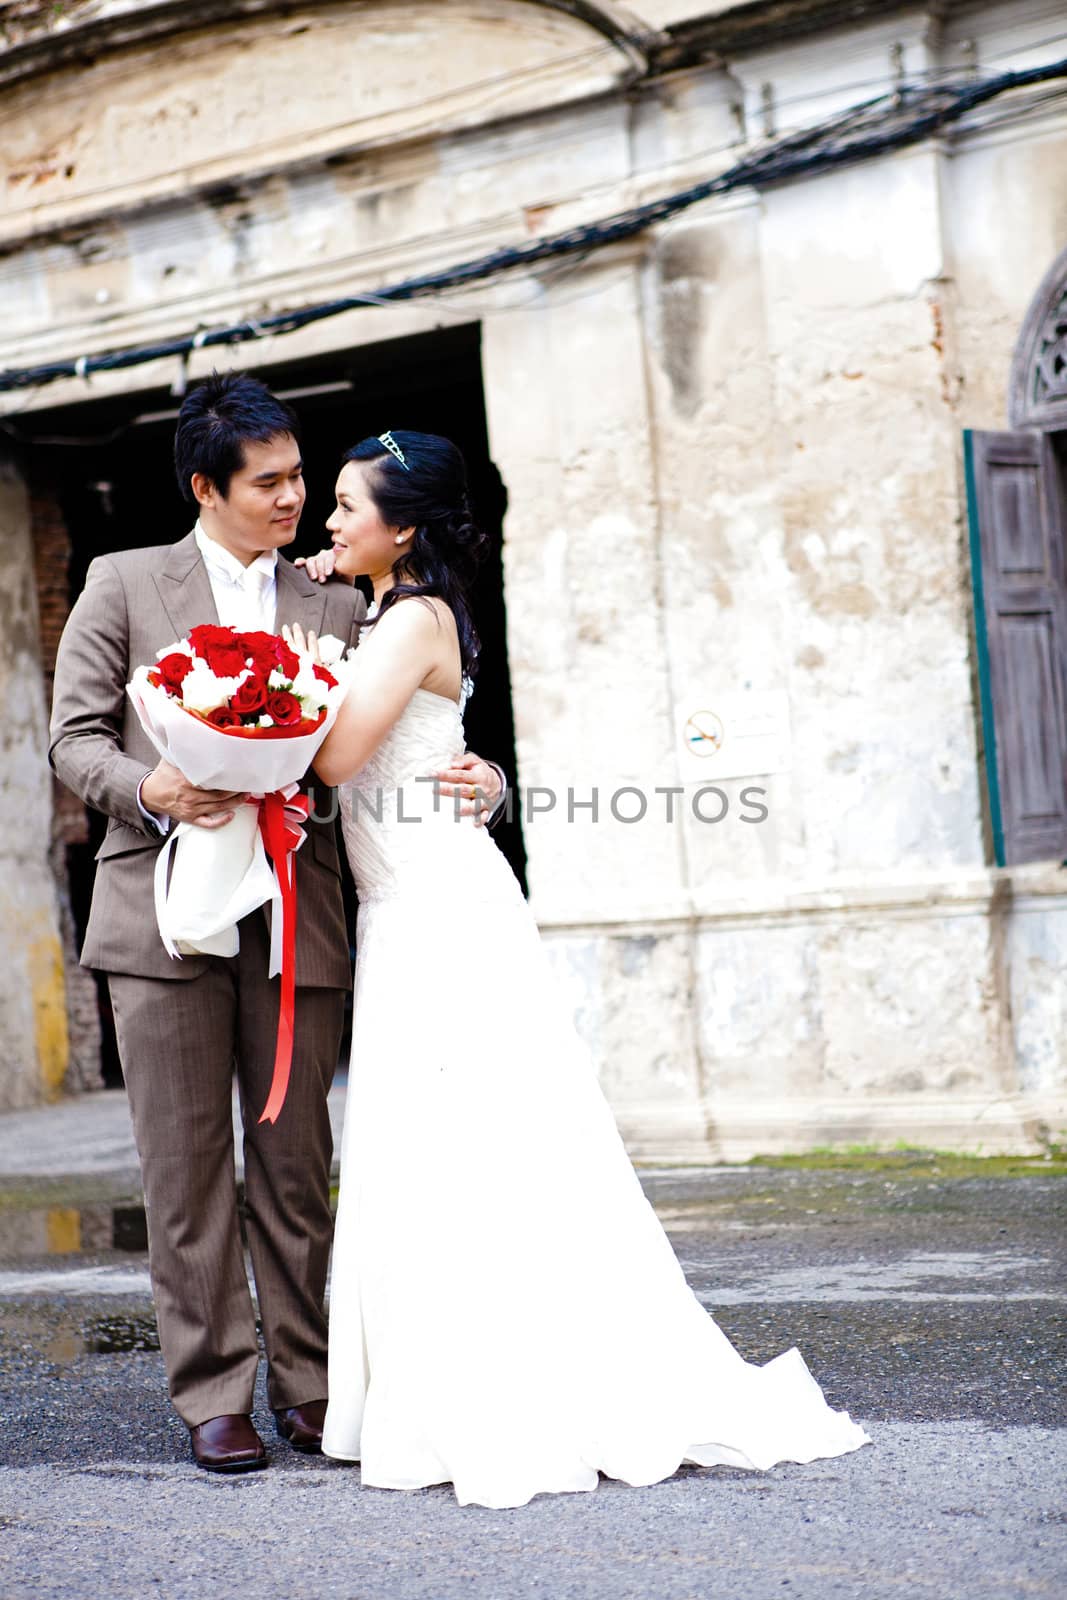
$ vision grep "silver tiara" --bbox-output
[378,430,409,471]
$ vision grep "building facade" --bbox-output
[1,0,1066,1157]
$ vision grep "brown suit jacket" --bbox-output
[49,532,367,984]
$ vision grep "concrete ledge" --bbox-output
[2,1084,1062,1187]
[618,1094,1067,1165]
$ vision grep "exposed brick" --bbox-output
[28,481,102,1091]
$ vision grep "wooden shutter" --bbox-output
[964,429,1067,865]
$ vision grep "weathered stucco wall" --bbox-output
[0,0,1064,1147]
[0,1,632,247]
[945,116,1067,1118]
[482,257,714,1155]
[0,454,68,1110]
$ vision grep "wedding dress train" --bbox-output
[322,687,870,1507]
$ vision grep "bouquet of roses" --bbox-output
[127,623,356,1121]
[139,621,345,765]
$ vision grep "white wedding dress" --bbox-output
[322,685,871,1507]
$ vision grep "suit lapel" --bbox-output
[153,531,219,641]
[153,537,328,642]
[273,555,329,637]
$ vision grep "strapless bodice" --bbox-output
[337,685,515,908]
[348,686,465,795]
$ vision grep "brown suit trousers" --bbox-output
[49,535,366,1425]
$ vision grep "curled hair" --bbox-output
[345,431,488,676]
[174,370,300,504]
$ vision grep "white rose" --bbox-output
[156,639,193,660]
[315,633,346,667]
[268,667,291,690]
[180,662,245,714]
[257,714,275,729]
[290,661,329,711]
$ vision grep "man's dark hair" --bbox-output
[174,370,300,504]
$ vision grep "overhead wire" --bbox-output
[6,41,1056,241]
[3,42,1059,300]
[3,25,1066,230]
[2,55,1066,398]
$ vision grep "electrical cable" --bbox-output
[0,47,1045,260]
[2,55,1065,398]
[0,48,1054,309]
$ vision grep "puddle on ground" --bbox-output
[84,1313,161,1354]
[5,1306,176,1360]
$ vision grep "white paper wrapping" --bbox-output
[126,660,354,963]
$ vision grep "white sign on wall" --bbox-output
[679,691,791,781]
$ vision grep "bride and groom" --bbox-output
[50,370,869,1509]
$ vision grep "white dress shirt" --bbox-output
[137,524,278,834]
[193,520,278,632]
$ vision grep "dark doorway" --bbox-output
[21,323,526,1084]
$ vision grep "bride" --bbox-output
[288,429,871,1509]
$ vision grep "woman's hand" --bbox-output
[281,621,322,664]
[295,548,349,584]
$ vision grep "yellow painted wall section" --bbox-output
[46,1208,81,1254]
[28,931,69,1101]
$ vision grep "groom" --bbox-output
[49,371,503,1472]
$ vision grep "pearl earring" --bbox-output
[395,535,405,545]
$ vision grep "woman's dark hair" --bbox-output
[174,370,300,504]
[345,431,489,676]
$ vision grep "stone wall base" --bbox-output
[616,1094,1067,1165]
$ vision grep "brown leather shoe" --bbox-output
[189,1414,268,1473]
[274,1398,327,1454]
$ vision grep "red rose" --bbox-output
[266,690,302,728]
[206,706,243,729]
[238,630,299,681]
[188,624,238,653]
[312,663,337,689]
[157,652,193,693]
[232,674,268,715]
[239,631,281,674]
[187,624,249,679]
[274,640,300,680]
[204,640,251,677]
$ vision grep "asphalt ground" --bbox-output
[0,1153,1064,1599]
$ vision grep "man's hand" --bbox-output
[434,751,503,828]
[140,760,244,829]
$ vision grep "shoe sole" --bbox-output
[273,1414,323,1454]
[192,1453,269,1474]
[274,1424,322,1455]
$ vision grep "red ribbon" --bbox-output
[254,787,310,1125]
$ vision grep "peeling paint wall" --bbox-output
[0,453,69,1110]
[0,0,1064,1146]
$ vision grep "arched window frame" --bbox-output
[1009,243,1067,433]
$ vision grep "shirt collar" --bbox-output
[194,521,278,585]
